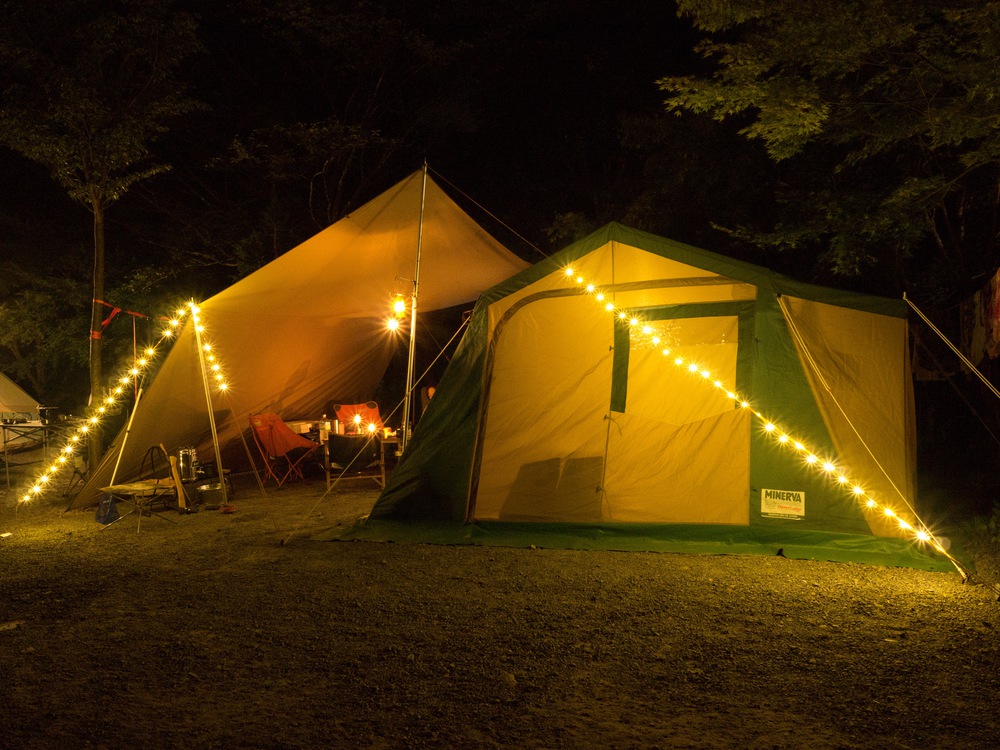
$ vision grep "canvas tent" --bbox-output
[0,372,37,419]
[69,170,528,509]
[352,223,952,570]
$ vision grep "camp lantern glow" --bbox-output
[14,301,232,506]
[560,265,960,571]
[387,293,408,331]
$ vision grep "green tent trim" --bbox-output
[325,520,961,572]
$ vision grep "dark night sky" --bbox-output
[0,0,696,273]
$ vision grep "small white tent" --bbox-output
[70,170,528,508]
[0,372,38,419]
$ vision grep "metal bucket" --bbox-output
[196,483,225,508]
[177,447,198,481]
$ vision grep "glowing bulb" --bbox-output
[353,414,362,425]
[367,422,377,433]
[764,423,776,432]
[837,475,848,484]
[853,486,864,495]
[883,507,895,517]
[630,317,639,326]
[387,318,400,331]
[917,531,930,542]
[779,434,789,443]
[618,312,627,320]
[792,441,803,450]
[169,319,180,327]
[898,519,911,531]
[741,401,751,409]
[145,347,155,357]
[805,454,818,464]
[713,380,722,388]
[822,462,835,472]
[576,276,584,284]
[605,303,614,312]
[218,383,228,392]
[596,293,604,302]
[700,370,710,379]
[586,284,595,293]
[392,295,407,316]
[688,363,698,372]
[564,267,574,276]
[642,325,652,335]
[651,336,660,345]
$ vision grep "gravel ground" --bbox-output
[2,468,999,749]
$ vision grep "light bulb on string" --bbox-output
[560,265,959,571]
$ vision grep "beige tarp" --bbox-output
[0,372,37,416]
[70,170,528,508]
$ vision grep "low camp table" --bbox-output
[99,480,179,533]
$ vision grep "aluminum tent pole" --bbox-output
[400,163,428,453]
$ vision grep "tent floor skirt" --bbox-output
[319,520,964,572]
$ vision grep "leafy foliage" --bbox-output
[659,0,1000,300]
[0,0,203,210]
[0,262,90,407]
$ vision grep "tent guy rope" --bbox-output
[560,266,967,577]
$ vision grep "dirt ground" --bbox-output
[2,462,1000,749]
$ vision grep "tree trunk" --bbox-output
[88,201,105,472]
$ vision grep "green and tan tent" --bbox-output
[351,223,954,570]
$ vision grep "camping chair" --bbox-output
[249,412,320,488]
[325,402,384,485]
[332,401,383,435]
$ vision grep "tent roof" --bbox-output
[482,223,907,317]
[70,170,529,508]
[0,372,38,414]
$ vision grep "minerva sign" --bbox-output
[761,488,805,519]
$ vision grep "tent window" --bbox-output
[611,301,755,419]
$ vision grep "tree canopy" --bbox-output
[659,0,1000,303]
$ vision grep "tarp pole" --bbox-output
[400,162,428,453]
[192,304,228,504]
[108,387,144,486]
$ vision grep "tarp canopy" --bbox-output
[348,223,954,570]
[70,170,528,508]
[0,372,38,417]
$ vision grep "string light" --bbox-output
[14,301,233,508]
[560,264,959,570]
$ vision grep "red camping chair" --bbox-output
[249,412,320,488]
[333,401,383,435]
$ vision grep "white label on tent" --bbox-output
[761,488,805,519]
